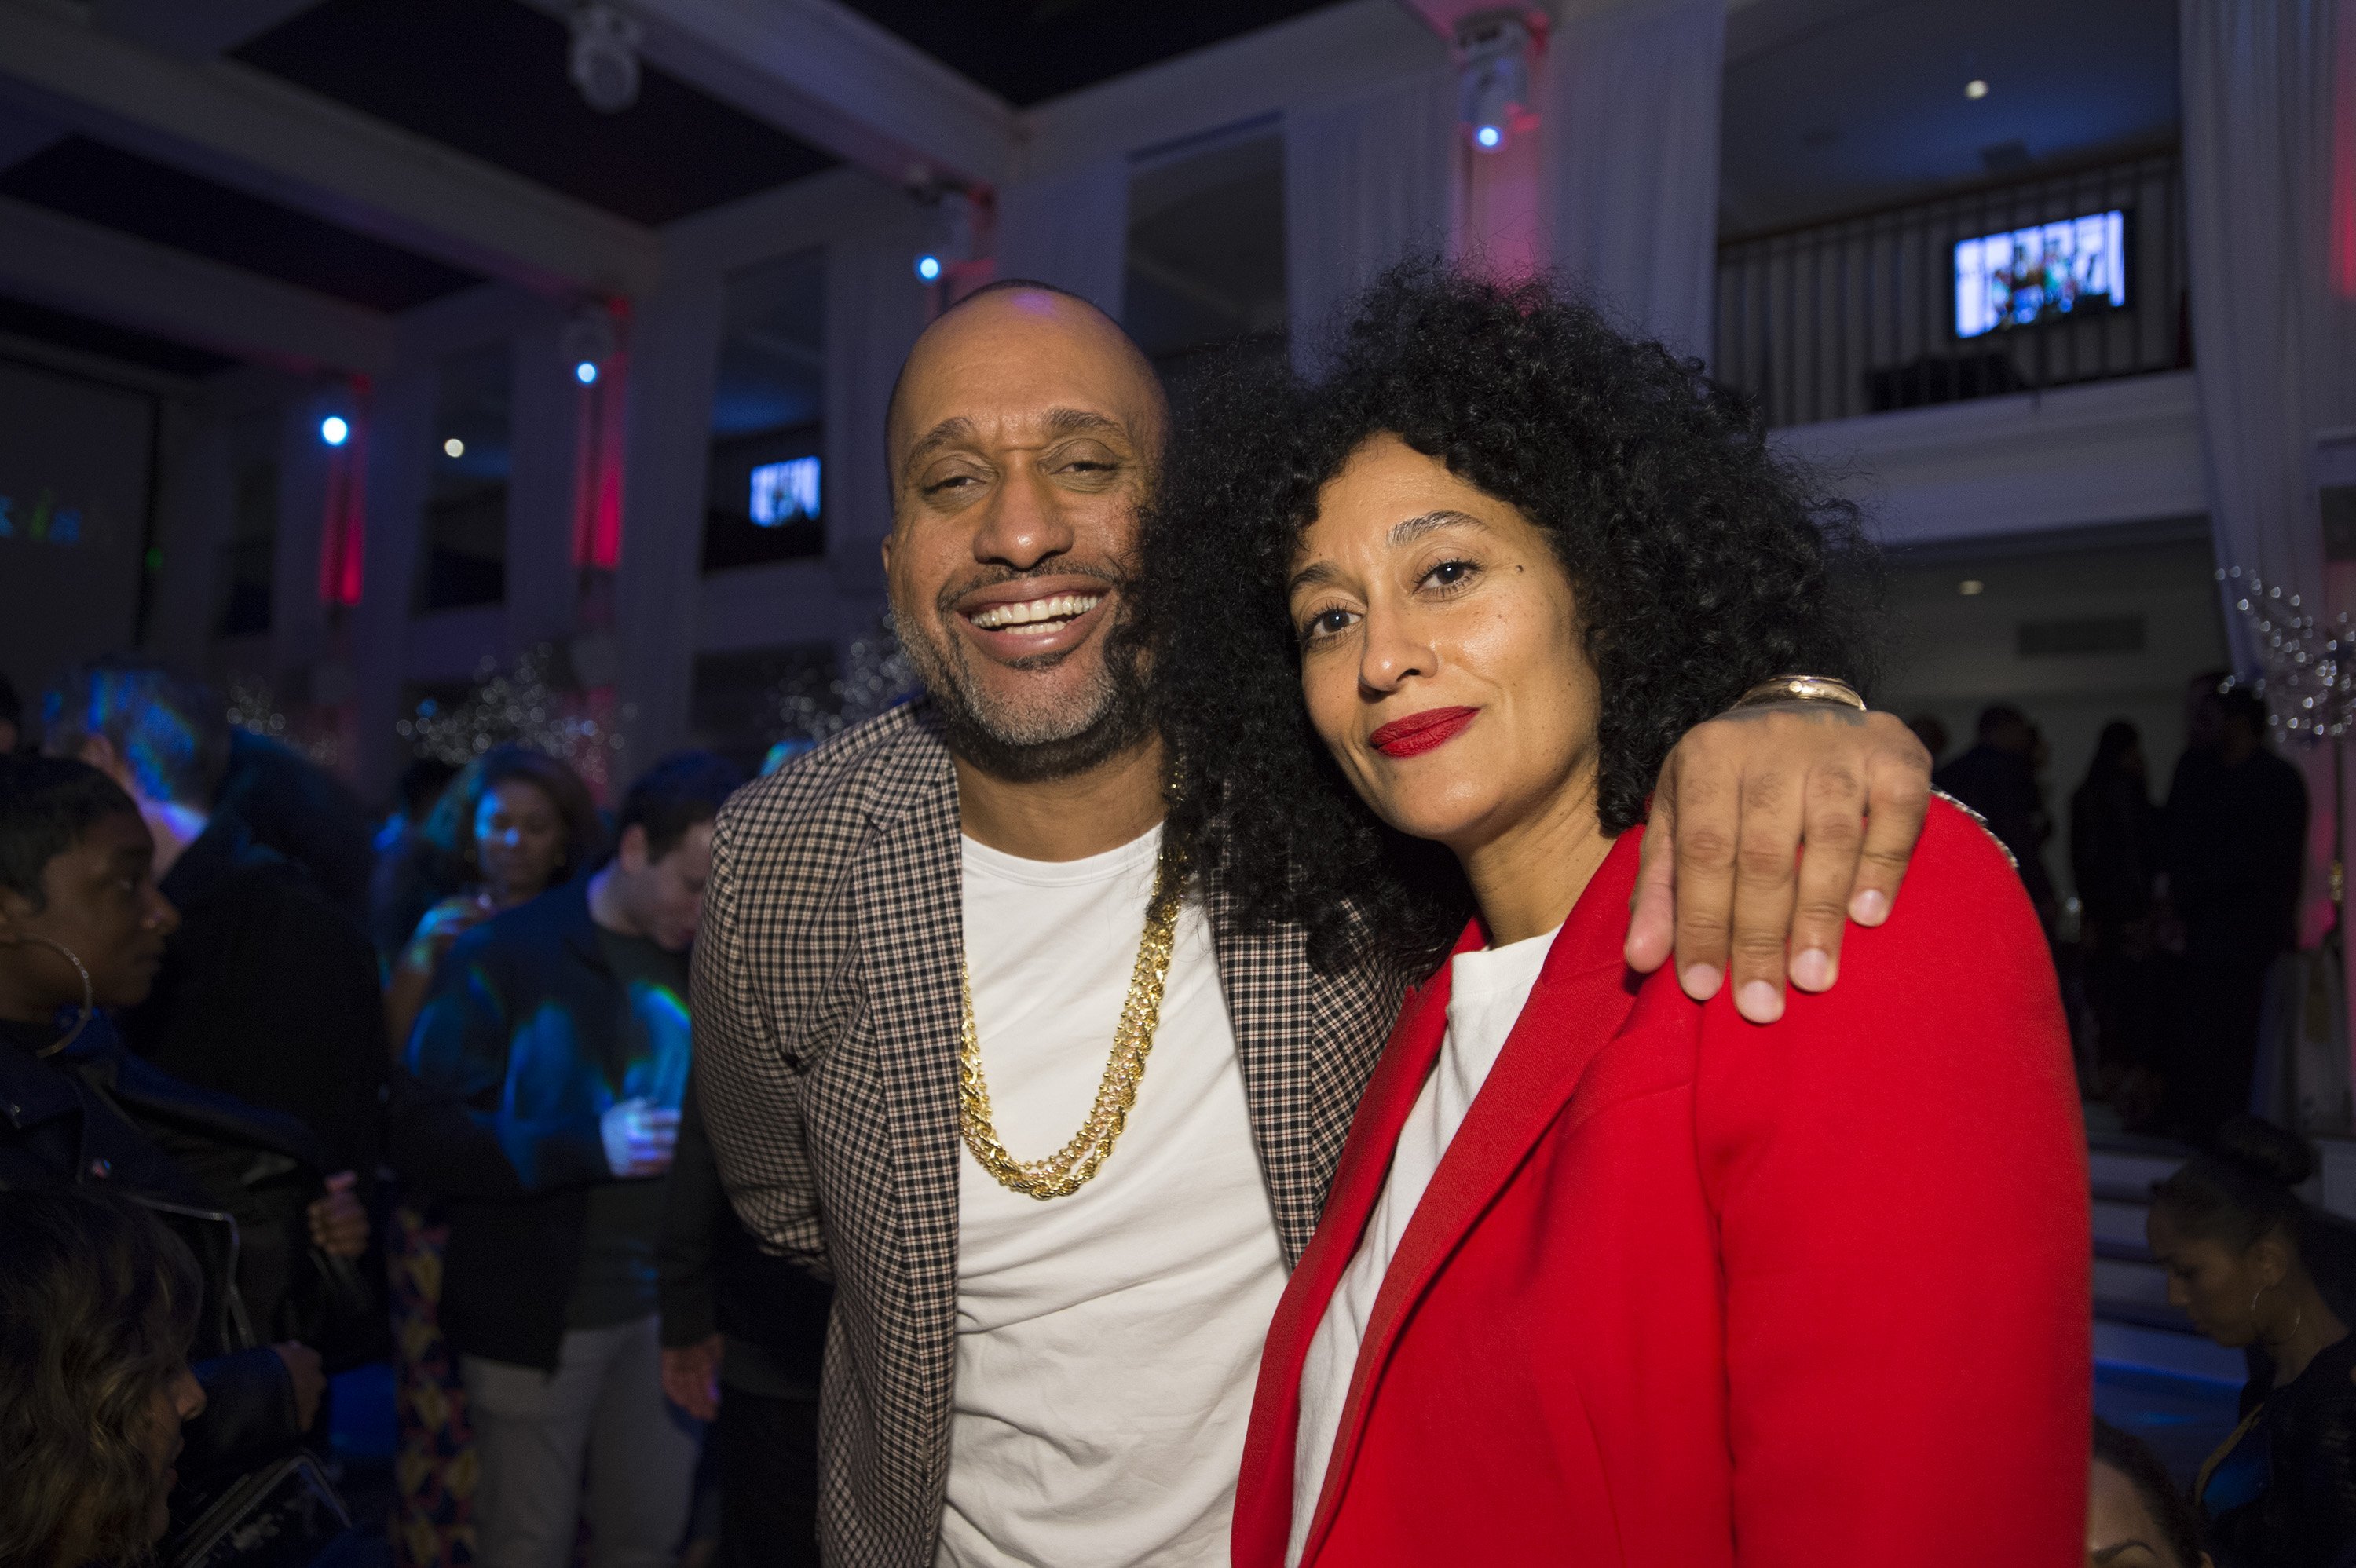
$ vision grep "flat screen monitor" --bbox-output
[749,455,820,526]
[1953,210,2127,338]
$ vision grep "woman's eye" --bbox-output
[1300,607,1358,643]
[1422,558,1477,591]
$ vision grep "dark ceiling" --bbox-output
[835,0,1343,107]
[0,137,483,312]
[233,0,839,227]
[0,293,236,379]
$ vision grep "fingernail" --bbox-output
[1790,948,1834,991]
[1681,963,1722,1000]
[1850,888,1890,925]
[1736,980,1785,1023]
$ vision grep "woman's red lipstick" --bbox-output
[1367,707,1478,758]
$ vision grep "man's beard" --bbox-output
[892,572,1155,784]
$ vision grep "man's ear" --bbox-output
[0,884,38,945]
[880,532,894,576]
[618,822,650,873]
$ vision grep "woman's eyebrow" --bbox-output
[2090,1542,2160,1564]
[1388,509,1486,548]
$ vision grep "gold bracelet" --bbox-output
[1732,674,1868,712]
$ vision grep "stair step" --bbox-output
[2094,1319,2245,1385]
[2093,1198,2153,1255]
[2091,1146,2183,1204]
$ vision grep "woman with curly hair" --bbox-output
[1140,262,2091,1565]
[0,1189,207,1568]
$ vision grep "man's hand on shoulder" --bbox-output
[1625,704,1932,1024]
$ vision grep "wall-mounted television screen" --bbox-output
[1953,210,2127,338]
[749,455,820,526]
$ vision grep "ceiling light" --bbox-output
[575,360,600,386]
[1458,15,1531,155]
[569,4,642,115]
[1959,579,1985,596]
[561,303,618,387]
[912,188,977,284]
[1965,79,1989,100]
[444,437,465,458]
[320,415,349,447]
[915,254,943,283]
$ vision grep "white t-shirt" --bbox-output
[942,826,1289,1568]
[1287,923,1561,1566]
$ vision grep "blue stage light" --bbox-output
[575,360,600,386]
[915,254,943,283]
[1475,123,1503,150]
[320,415,349,446]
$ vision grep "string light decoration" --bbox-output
[225,675,342,768]
[767,619,917,747]
[397,644,627,797]
[2216,565,2356,741]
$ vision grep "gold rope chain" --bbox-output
[957,839,1187,1201]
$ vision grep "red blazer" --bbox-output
[1234,801,2090,1567]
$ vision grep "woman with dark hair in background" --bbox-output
[380,744,603,1051]
[2148,1117,2356,1566]
[380,744,599,1568]
[2091,1418,2214,1568]
[0,1190,207,1568]
[1146,262,2088,1565]
[2073,720,2163,1110]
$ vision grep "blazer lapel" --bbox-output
[845,710,969,1457]
[1233,936,1468,1566]
[1298,832,1650,1565]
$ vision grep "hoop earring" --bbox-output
[24,935,94,1058]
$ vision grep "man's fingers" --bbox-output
[1786,763,1866,992]
[1625,788,1678,973]
[1666,747,1740,1001]
[1852,751,1933,927]
[1724,767,1801,1024]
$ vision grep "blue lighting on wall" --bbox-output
[915,254,943,283]
[749,456,820,527]
[320,415,350,446]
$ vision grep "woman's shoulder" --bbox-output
[1863,792,2047,954]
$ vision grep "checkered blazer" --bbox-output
[690,699,1410,1568]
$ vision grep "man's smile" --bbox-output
[953,578,1114,660]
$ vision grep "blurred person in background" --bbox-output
[1906,711,1949,767]
[2074,721,2164,1113]
[2147,1117,2355,1566]
[0,670,22,755]
[39,658,388,1193]
[379,744,602,1051]
[394,751,739,1568]
[658,1065,832,1568]
[0,1190,207,1568]
[371,756,460,948]
[376,744,599,1568]
[2091,1418,2214,1568]
[1934,702,2058,924]
[2158,685,2308,1142]
[0,757,368,1521]
[213,727,380,930]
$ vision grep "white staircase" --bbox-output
[2088,1137,2246,1384]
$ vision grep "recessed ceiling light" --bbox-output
[1965,79,1989,100]
[1959,579,1985,596]
[444,437,465,458]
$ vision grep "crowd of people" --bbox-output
[1916,677,2310,1142]
[0,261,2345,1568]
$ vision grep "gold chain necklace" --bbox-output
[957,838,1187,1201]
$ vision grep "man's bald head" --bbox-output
[884,281,1168,498]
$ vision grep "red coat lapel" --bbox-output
[1294,831,1650,1566]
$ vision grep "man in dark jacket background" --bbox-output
[395,750,742,1568]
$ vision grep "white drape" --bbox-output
[994,157,1132,320]
[2180,0,2356,663]
[825,216,932,577]
[1542,0,1725,364]
[1282,68,1457,367]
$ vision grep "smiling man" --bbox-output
[691,281,1934,1568]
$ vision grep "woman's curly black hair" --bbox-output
[1143,260,1880,978]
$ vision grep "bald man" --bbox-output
[690,281,1933,1567]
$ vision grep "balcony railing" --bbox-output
[1714,150,2188,430]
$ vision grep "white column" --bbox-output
[1282,67,1458,365]
[825,210,933,654]
[995,157,1132,317]
[1541,0,1725,364]
[611,273,724,781]
[350,365,432,798]
[504,316,584,659]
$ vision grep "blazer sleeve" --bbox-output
[1694,802,2090,1566]
[689,803,832,1281]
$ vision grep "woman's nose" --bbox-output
[1358,607,1434,692]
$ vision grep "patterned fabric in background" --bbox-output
[392,1202,476,1568]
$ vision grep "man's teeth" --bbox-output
[970,594,1101,630]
